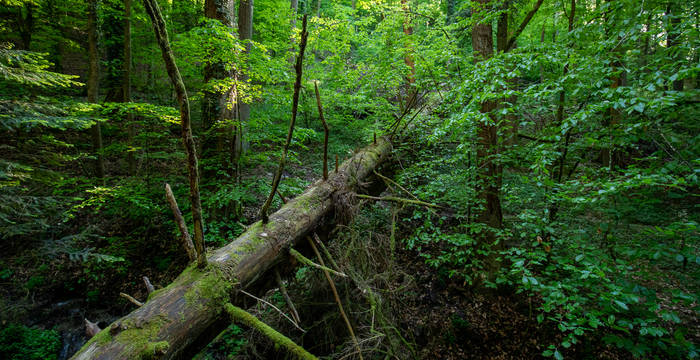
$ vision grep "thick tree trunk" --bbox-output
[88,0,106,183]
[17,3,33,50]
[70,137,393,360]
[202,0,236,159]
[471,0,503,278]
[235,0,253,168]
[103,0,126,102]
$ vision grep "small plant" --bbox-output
[0,323,61,360]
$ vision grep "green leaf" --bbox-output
[613,300,629,311]
[554,349,564,360]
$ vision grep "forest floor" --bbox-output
[0,134,688,359]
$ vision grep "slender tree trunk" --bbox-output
[496,1,518,146]
[88,0,106,183]
[602,0,620,171]
[401,0,415,108]
[103,1,126,102]
[124,0,136,175]
[667,1,683,91]
[549,0,576,222]
[289,0,299,64]
[142,0,207,268]
[471,0,503,279]
[290,0,298,26]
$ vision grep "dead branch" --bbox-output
[225,304,317,359]
[239,289,305,332]
[307,237,363,360]
[143,276,155,294]
[260,15,309,223]
[312,233,339,271]
[314,81,330,180]
[119,292,143,307]
[144,0,206,268]
[289,248,347,278]
[354,194,441,208]
[84,318,101,339]
[164,183,197,262]
[274,268,301,324]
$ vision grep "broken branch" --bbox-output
[119,292,143,307]
[225,303,317,360]
[260,15,309,223]
[240,289,305,332]
[354,194,442,208]
[289,248,347,278]
[143,276,155,294]
[314,81,329,180]
[164,183,197,262]
[307,237,363,360]
[275,268,301,324]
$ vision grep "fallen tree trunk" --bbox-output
[71,137,392,360]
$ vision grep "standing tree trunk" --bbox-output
[142,0,207,268]
[88,0,106,183]
[288,0,298,63]
[549,0,576,222]
[124,0,136,175]
[103,1,126,102]
[401,0,415,107]
[602,0,621,171]
[202,0,236,160]
[16,2,33,50]
[667,1,683,91]
[235,0,253,176]
[471,0,503,279]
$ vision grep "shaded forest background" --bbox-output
[0,0,698,358]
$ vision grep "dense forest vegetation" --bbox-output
[0,0,698,358]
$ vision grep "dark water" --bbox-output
[28,298,119,360]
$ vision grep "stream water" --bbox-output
[26,298,119,360]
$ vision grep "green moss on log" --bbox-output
[224,303,318,360]
[113,315,170,358]
[184,266,230,312]
[140,341,169,359]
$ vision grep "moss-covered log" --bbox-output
[70,137,392,360]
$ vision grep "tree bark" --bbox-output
[142,0,207,268]
[548,0,576,222]
[202,0,236,159]
[70,137,393,360]
[471,0,503,278]
[124,0,136,175]
[235,0,253,169]
[401,0,415,106]
[667,1,683,91]
[88,0,106,183]
[17,2,33,50]
[103,0,126,102]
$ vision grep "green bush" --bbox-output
[0,323,61,360]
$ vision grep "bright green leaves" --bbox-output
[0,44,82,89]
